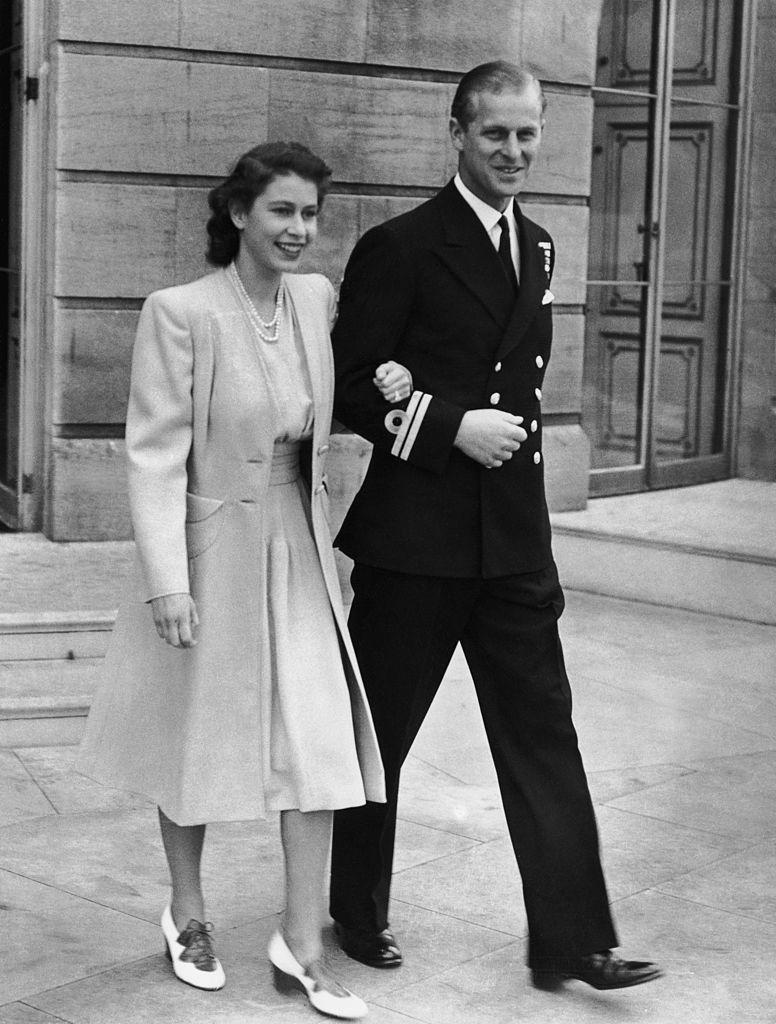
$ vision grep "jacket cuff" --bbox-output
[383,390,465,474]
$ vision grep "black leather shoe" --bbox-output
[334,922,403,968]
[531,950,662,990]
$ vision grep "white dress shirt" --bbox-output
[454,173,520,283]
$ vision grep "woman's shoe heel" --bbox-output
[268,930,368,1019]
[272,963,303,995]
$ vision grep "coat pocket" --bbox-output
[185,491,227,560]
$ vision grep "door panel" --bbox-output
[583,0,739,493]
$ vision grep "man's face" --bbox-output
[450,86,544,211]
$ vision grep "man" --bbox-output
[329,62,660,992]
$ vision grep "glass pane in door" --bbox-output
[581,0,657,473]
[583,283,650,470]
[655,0,738,468]
[655,282,729,460]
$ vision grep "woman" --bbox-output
[78,141,411,1019]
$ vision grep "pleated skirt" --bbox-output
[262,442,366,810]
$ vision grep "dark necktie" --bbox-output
[497,215,518,294]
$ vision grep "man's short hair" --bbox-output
[451,61,546,128]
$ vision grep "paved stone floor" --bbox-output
[2,590,775,1024]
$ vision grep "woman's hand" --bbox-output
[150,592,199,648]
[373,361,412,404]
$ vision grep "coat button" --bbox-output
[490,392,500,405]
[535,387,542,401]
[534,451,541,464]
[494,362,502,372]
[530,419,538,432]
[536,355,544,368]
[315,483,326,494]
[317,444,330,455]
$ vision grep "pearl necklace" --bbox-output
[228,263,285,343]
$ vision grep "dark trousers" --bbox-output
[330,561,618,963]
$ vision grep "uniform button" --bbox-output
[490,392,500,405]
[317,444,330,455]
[314,483,326,494]
[536,355,544,368]
[534,451,541,464]
[530,419,538,433]
[494,362,502,372]
[535,387,542,401]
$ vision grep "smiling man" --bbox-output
[329,62,662,993]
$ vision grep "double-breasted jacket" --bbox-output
[333,180,557,578]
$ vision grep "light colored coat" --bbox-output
[78,268,385,825]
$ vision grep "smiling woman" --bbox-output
[232,175,320,277]
[75,140,411,1020]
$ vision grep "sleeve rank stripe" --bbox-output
[390,390,423,457]
[398,392,432,461]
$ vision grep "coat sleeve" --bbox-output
[125,289,194,602]
[332,225,466,475]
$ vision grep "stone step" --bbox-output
[0,657,101,747]
[0,611,115,661]
[553,528,776,624]
[551,482,776,625]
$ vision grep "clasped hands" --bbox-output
[454,409,527,469]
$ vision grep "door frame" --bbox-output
[0,0,47,530]
[587,0,756,497]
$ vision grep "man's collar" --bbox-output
[453,173,515,232]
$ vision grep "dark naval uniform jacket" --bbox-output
[333,179,556,579]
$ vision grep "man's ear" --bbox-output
[449,116,466,152]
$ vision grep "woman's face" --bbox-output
[231,172,320,276]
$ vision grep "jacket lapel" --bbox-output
[433,181,515,329]
[494,206,547,362]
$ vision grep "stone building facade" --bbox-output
[0,0,773,538]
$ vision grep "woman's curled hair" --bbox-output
[206,141,332,266]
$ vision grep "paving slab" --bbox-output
[607,749,776,841]
[0,589,774,1023]
[378,889,776,1024]
[0,870,158,1006]
[24,912,509,1024]
[0,750,55,827]
[656,836,776,925]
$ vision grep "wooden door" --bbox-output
[582,0,740,493]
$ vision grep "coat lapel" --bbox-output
[283,274,331,448]
[494,206,547,362]
[433,181,515,329]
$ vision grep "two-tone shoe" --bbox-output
[161,905,225,990]
[268,930,368,1019]
[531,950,662,991]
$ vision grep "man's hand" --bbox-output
[454,410,527,468]
[150,592,199,648]
[373,361,412,403]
